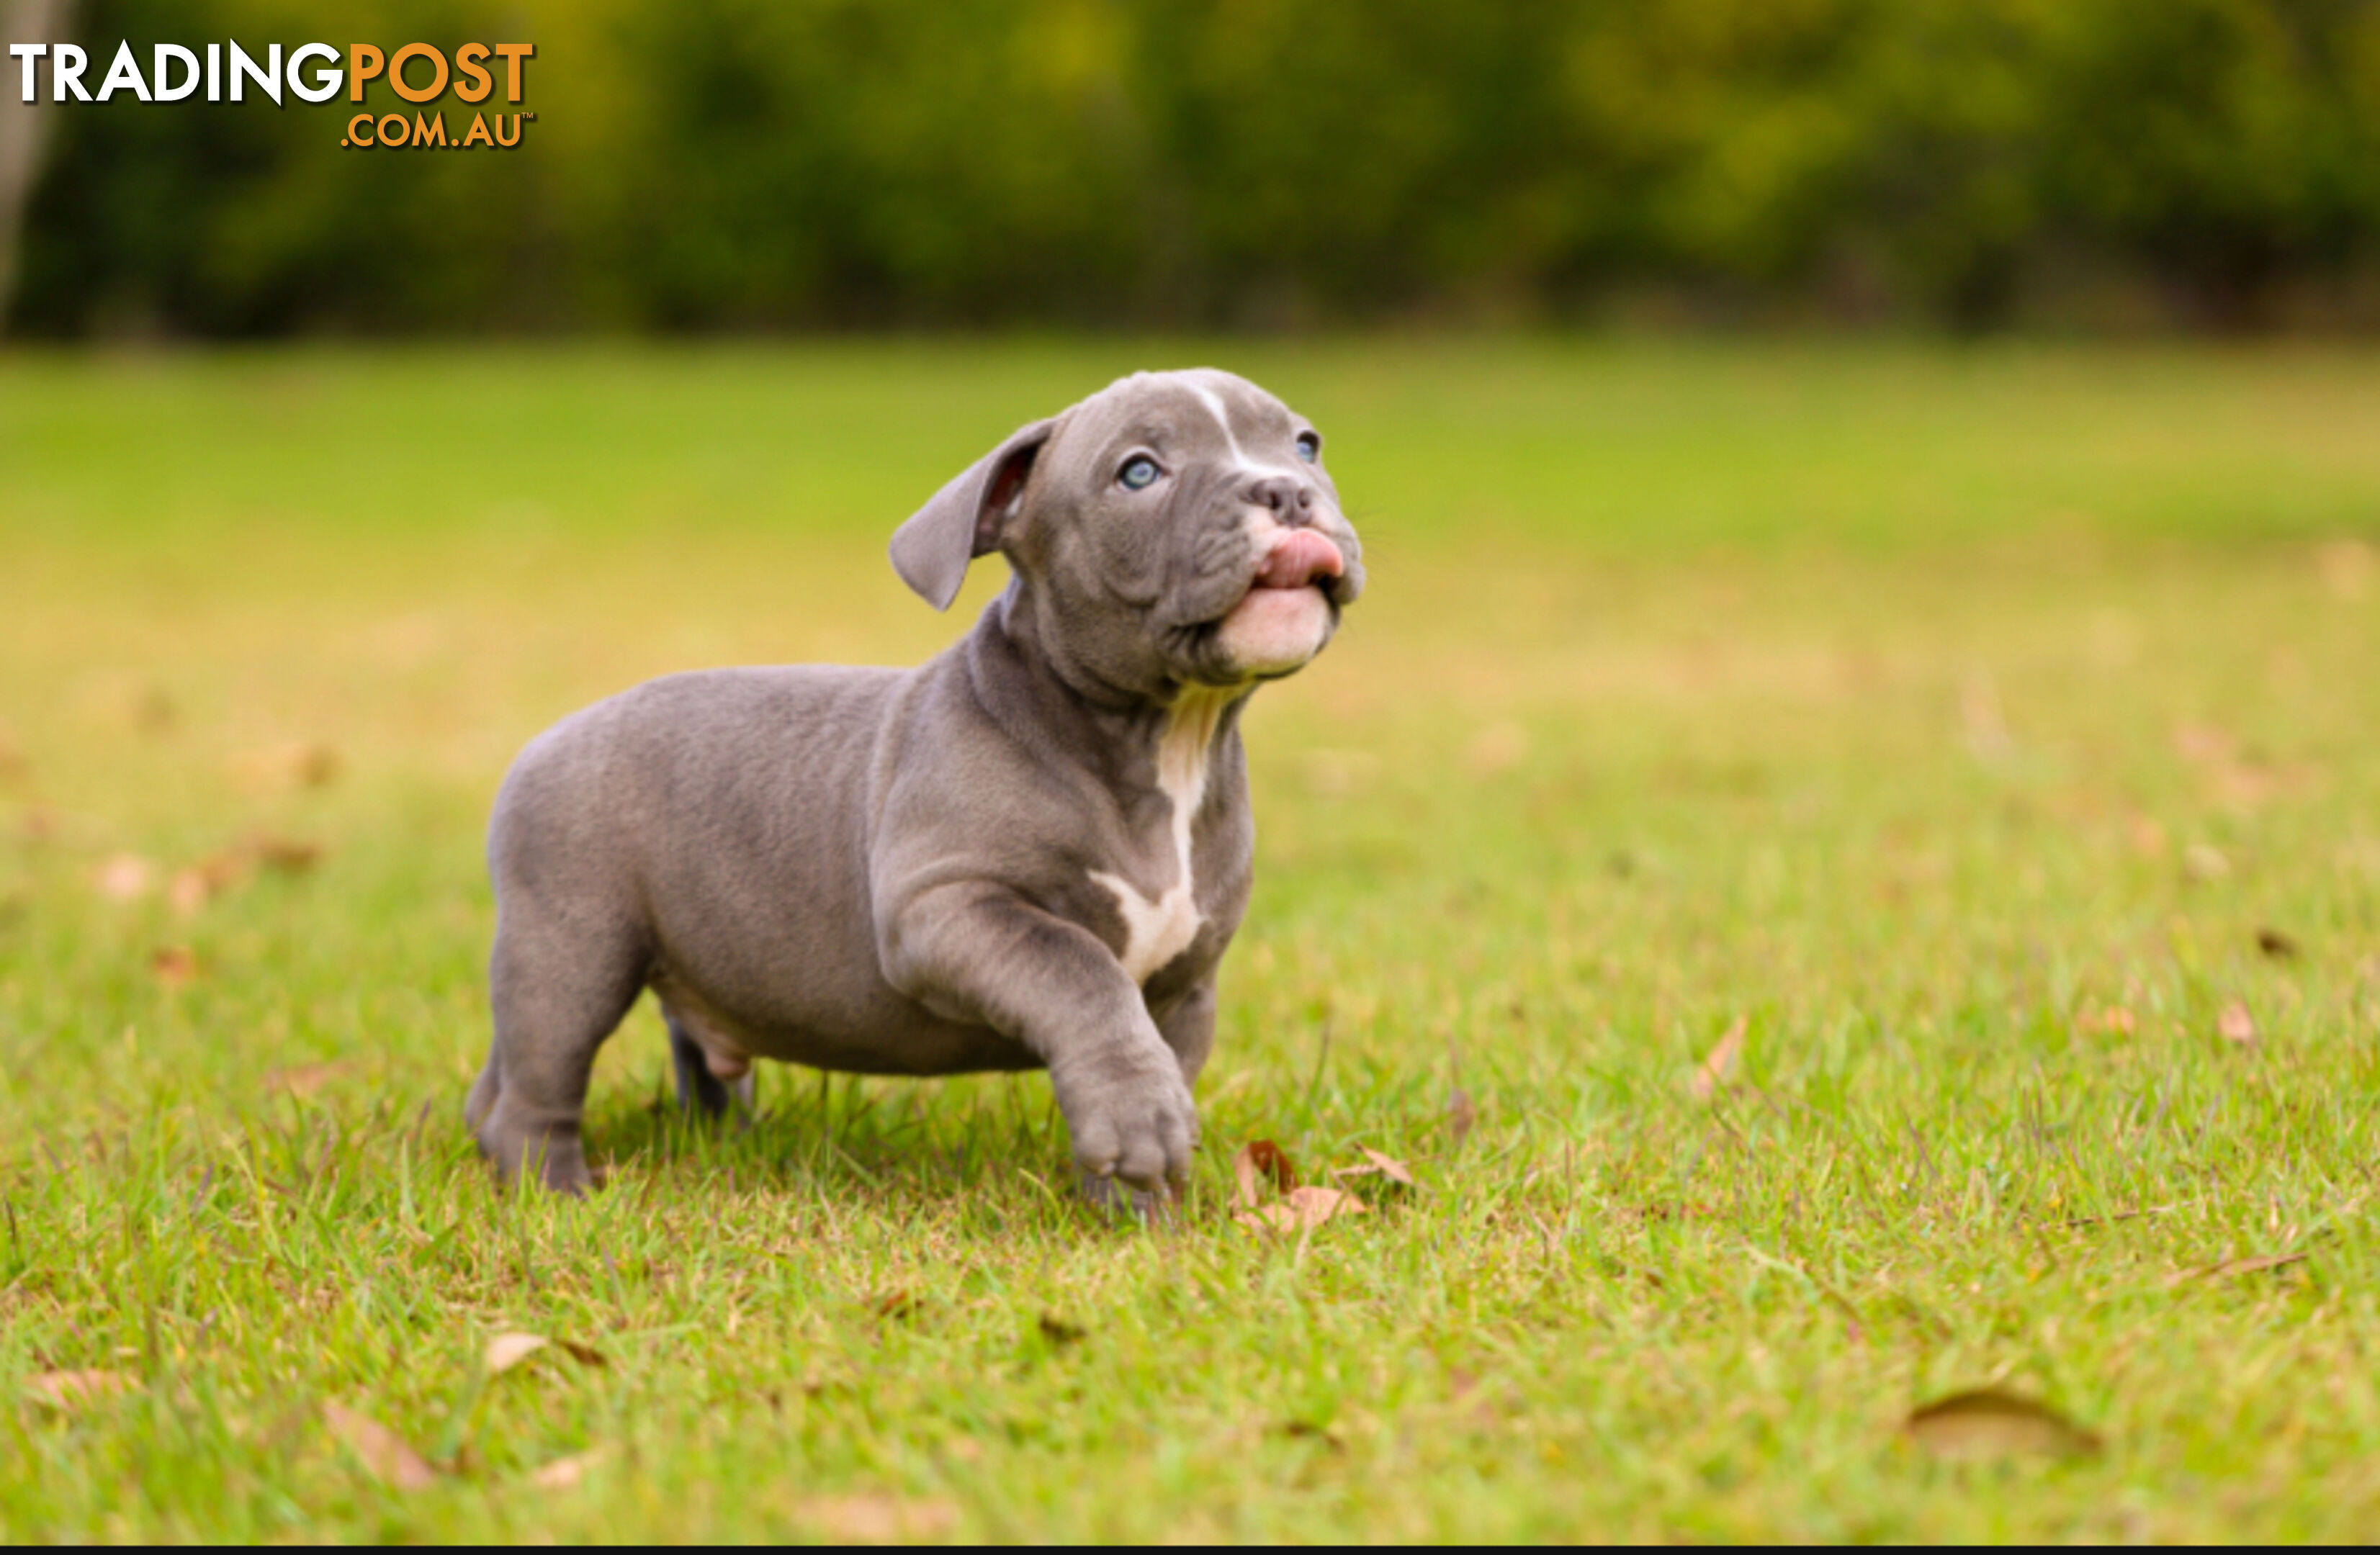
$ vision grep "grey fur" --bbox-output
[465,369,1365,1196]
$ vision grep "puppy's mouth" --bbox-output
[1199,528,1346,677]
[1251,528,1346,594]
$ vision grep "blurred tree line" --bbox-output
[8,0,2380,337]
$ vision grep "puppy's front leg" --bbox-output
[882,885,1196,1194]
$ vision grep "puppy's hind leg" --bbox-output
[472,902,649,1196]
[665,1008,732,1122]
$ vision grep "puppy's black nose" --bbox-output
[1245,474,1317,525]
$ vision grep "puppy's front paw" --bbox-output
[1079,1171,1178,1222]
[1051,1045,1198,1195]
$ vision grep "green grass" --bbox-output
[2,341,2379,1540]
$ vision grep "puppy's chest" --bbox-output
[1085,694,1246,986]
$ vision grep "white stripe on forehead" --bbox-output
[1181,376,1305,483]
[1186,380,1248,464]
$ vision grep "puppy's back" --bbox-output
[489,664,907,928]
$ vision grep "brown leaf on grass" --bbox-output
[1446,1088,1476,1146]
[485,1333,549,1374]
[1333,1147,1416,1187]
[1235,1186,1368,1234]
[323,1402,436,1491]
[152,947,197,988]
[230,741,343,793]
[93,853,155,903]
[2078,1004,2137,1036]
[26,1369,135,1410]
[1231,1140,1298,1209]
[1274,1419,1346,1452]
[167,870,213,916]
[246,833,326,874]
[2255,927,2301,960]
[869,1290,919,1321]
[169,850,253,914]
[794,1494,958,1543]
[2217,1000,2257,1045]
[2168,1251,2307,1287]
[265,1060,353,1098]
[529,1449,605,1490]
[1905,1389,2101,1462]
[554,1339,606,1369]
[1691,1016,1747,1100]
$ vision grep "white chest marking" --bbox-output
[1092,690,1232,983]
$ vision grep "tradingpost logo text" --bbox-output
[8,40,536,149]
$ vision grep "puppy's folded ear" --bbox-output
[889,417,1058,610]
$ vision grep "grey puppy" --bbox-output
[465,368,1364,1196]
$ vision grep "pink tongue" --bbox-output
[1257,530,1345,590]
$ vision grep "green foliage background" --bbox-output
[12,0,2380,336]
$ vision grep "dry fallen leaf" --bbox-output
[230,741,343,793]
[554,1338,606,1368]
[486,1333,549,1374]
[94,854,155,903]
[794,1494,958,1542]
[2217,1000,2257,1045]
[1691,1016,1747,1101]
[1236,1186,1368,1233]
[247,833,326,874]
[2255,927,2300,960]
[168,869,212,915]
[2078,1004,2137,1036]
[265,1060,353,1098]
[1446,1088,1477,1146]
[323,1402,437,1491]
[869,1290,919,1321]
[169,850,251,915]
[1333,1147,1416,1188]
[529,1449,604,1490]
[26,1369,135,1410]
[1231,1140,1298,1209]
[1905,1388,2101,1462]
[2168,1251,2308,1287]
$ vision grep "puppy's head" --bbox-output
[890,369,1365,697]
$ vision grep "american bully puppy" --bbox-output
[466,368,1364,1197]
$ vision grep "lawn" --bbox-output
[1,340,2378,1540]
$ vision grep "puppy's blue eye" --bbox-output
[1119,456,1160,490]
[1294,432,1321,463]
